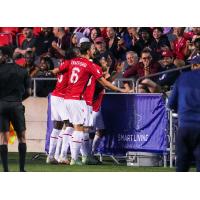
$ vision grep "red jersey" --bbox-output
[52,60,70,98]
[172,37,187,60]
[83,64,103,106]
[92,91,105,112]
[59,57,103,100]
[15,58,26,67]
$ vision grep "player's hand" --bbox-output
[52,41,58,49]
[119,88,128,93]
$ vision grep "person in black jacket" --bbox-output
[0,46,31,172]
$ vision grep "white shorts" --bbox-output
[84,105,93,127]
[92,109,105,130]
[51,95,69,121]
[64,99,87,125]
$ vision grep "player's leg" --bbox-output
[0,102,10,172]
[16,131,26,172]
[191,129,200,172]
[175,127,190,172]
[81,105,93,163]
[58,98,73,164]
[53,121,64,162]
[59,120,73,164]
[47,95,63,163]
[11,102,27,172]
[92,110,105,155]
[66,100,86,165]
[0,131,9,172]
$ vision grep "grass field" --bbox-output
[0,153,182,172]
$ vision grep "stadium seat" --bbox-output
[0,27,20,35]
[0,33,13,46]
[16,33,25,47]
[33,27,41,36]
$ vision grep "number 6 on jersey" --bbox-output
[70,67,80,83]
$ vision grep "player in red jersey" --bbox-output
[47,62,71,164]
[51,42,126,165]
[80,59,105,164]
[47,50,76,164]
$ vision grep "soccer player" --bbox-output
[47,50,75,164]
[46,68,71,164]
[0,46,31,172]
[52,41,126,165]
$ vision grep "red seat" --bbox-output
[0,33,13,46]
[16,33,25,47]
[33,27,41,36]
[0,27,20,35]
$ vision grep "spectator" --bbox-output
[134,27,153,56]
[94,36,116,73]
[150,27,171,61]
[35,27,56,56]
[13,27,36,59]
[172,27,189,67]
[106,27,126,59]
[70,32,85,48]
[123,49,161,93]
[89,28,101,44]
[140,50,180,93]
[188,38,200,60]
[123,27,140,51]
[15,50,38,77]
[123,51,139,74]
[34,56,56,97]
[50,27,71,59]
[118,51,139,92]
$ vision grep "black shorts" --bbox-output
[0,100,26,133]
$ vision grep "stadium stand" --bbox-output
[0,33,13,46]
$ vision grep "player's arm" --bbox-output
[167,79,179,113]
[50,67,60,75]
[50,60,70,75]
[97,77,126,93]
[23,71,32,100]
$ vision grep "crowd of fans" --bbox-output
[0,27,200,96]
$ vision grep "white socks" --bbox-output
[60,127,74,160]
[70,131,84,161]
[80,132,90,157]
[48,129,60,158]
[92,134,101,154]
[54,129,64,160]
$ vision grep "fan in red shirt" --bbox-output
[51,41,125,165]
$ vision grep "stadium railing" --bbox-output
[32,77,57,97]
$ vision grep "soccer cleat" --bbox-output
[70,159,82,166]
[58,157,70,165]
[82,155,102,165]
[82,155,89,165]
[46,156,58,164]
[87,155,102,165]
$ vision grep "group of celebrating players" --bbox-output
[46,39,126,165]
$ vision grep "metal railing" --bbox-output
[31,77,135,97]
[32,77,57,97]
[135,64,192,93]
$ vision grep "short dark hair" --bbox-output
[141,48,152,56]
[152,27,163,33]
[79,42,92,55]
[194,37,200,44]
[40,56,54,70]
[0,46,13,58]
[23,27,33,30]
[65,47,77,59]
